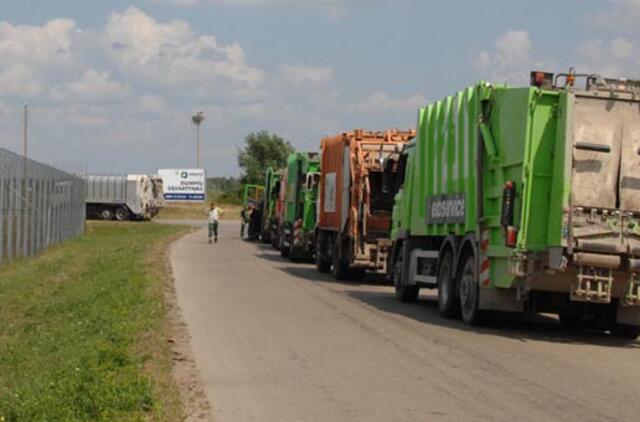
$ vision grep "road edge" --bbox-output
[158,226,214,421]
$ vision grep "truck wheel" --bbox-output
[332,243,349,281]
[289,237,301,262]
[611,324,640,340]
[115,207,130,221]
[350,268,366,281]
[315,237,331,273]
[437,251,460,318]
[280,239,289,257]
[458,254,483,325]
[279,227,289,258]
[393,252,419,302]
[559,313,585,330]
[100,208,114,220]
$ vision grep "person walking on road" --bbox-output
[208,202,223,244]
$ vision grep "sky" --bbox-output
[0,0,638,177]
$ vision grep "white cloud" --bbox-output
[104,6,264,93]
[575,37,638,77]
[0,6,412,176]
[587,0,640,33]
[138,94,170,115]
[281,64,334,85]
[0,19,77,97]
[474,30,534,84]
[0,100,11,117]
[351,92,425,114]
[0,19,75,67]
[50,69,129,101]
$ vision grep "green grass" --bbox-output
[0,222,190,421]
[155,202,242,221]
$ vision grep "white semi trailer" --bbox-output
[86,174,161,221]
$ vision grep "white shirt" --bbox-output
[208,207,222,223]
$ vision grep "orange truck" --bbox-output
[315,129,415,279]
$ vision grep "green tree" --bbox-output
[238,131,294,184]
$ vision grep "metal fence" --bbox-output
[0,147,86,265]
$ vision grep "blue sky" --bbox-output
[0,0,637,176]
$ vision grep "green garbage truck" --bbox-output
[280,152,321,260]
[387,71,640,338]
[260,167,282,244]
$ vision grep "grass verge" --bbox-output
[0,221,190,421]
[155,202,242,221]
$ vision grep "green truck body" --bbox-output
[280,152,321,260]
[260,167,281,243]
[242,184,264,208]
[389,72,640,337]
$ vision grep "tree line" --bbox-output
[207,130,293,204]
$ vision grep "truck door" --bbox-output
[620,102,640,212]
[571,96,622,210]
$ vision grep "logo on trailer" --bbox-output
[425,193,466,224]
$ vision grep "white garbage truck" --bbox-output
[85,174,160,221]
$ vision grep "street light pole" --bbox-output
[192,111,205,168]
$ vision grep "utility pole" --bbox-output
[192,111,205,168]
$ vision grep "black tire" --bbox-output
[100,208,114,221]
[393,249,419,302]
[611,324,640,340]
[280,240,289,257]
[559,313,585,330]
[332,241,350,281]
[315,236,331,273]
[289,234,301,262]
[350,268,366,281]
[114,207,129,221]
[458,254,483,325]
[437,251,460,319]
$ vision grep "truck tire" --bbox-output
[611,324,640,340]
[393,250,419,302]
[559,313,585,330]
[289,234,301,262]
[115,207,130,221]
[100,208,114,220]
[332,242,350,281]
[350,268,366,281]
[279,227,289,258]
[458,254,483,325]
[315,236,331,273]
[280,240,289,258]
[437,251,460,318]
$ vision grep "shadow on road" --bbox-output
[250,241,640,349]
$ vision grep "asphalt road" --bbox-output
[170,220,640,422]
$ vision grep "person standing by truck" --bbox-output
[208,203,223,244]
[240,204,252,239]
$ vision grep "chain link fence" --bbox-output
[0,147,86,266]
